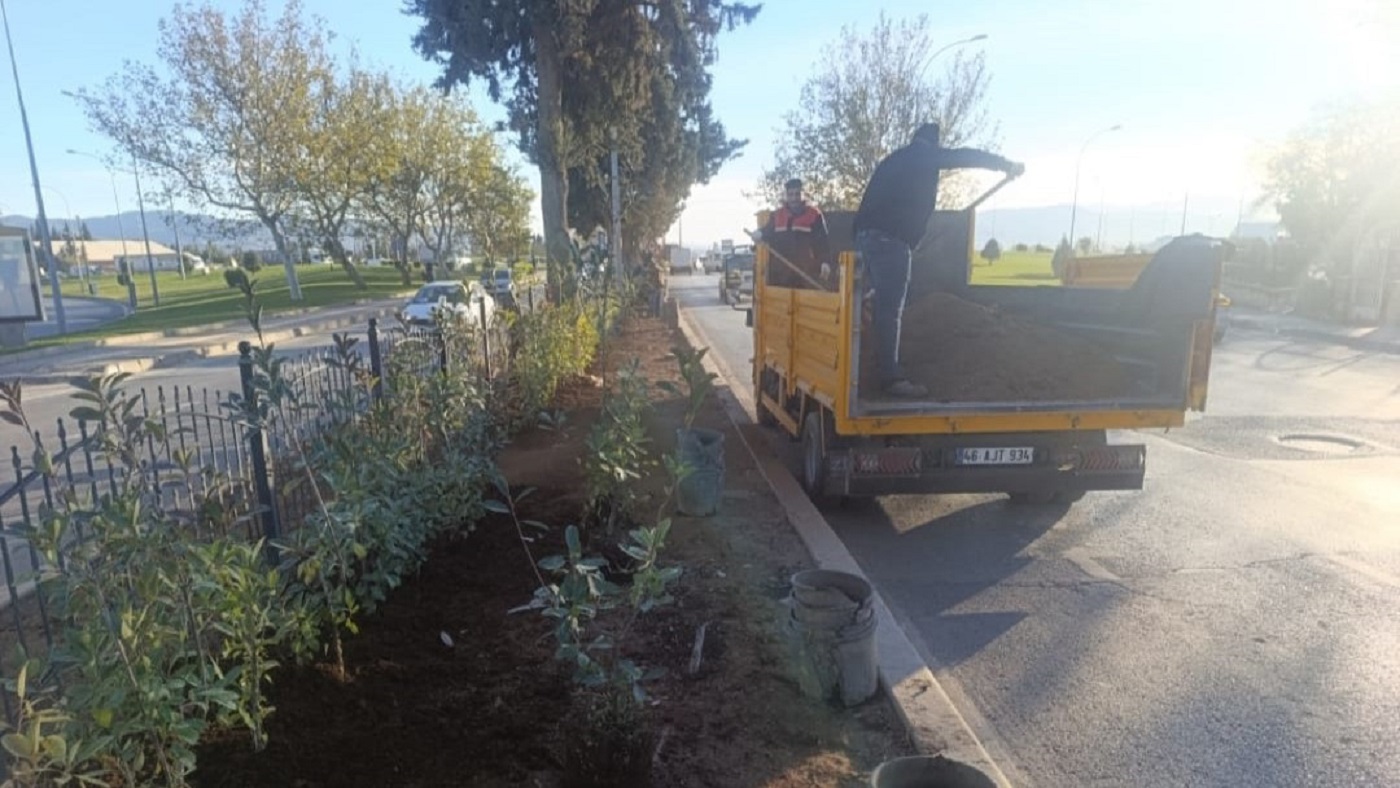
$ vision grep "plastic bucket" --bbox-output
[676,427,725,517]
[869,755,997,788]
[787,569,878,706]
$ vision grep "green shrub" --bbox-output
[508,302,599,426]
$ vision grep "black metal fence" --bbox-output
[0,312,509,724]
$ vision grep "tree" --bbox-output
[1013,242,1028,252]
[239,250,263,272]
[980,238,1001,264]
[465,164,534,266]
[73,0,336,301]
[58,224,80,270]
[358,86,445,285]
[407,0,759,298]
[412,100,511,268]
[1077,236,1094,255]
[760,13,998,210]
[288,67,396,287]
[566,37,745,264]
[1260,98,1400,271]
[1051,236,1074,280]
[79,220,93,241]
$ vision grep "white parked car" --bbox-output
[398,280,495,329]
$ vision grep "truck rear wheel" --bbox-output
[801,412,841,505]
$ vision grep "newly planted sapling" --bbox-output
[658,343,718,432]
[582,361,654,536]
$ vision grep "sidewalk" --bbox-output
[1229,306,1400,354]
[2,298,404,385]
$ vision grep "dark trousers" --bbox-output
[855,228,912,385]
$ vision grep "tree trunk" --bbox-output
[533,21,571,304]
[327,237,365,288]
[268,221,303,301]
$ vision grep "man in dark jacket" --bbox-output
[754,178,831,288]
[854,123,1023,397]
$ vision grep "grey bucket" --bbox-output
[676,427,725,517]
[869,755,997,788]
[787,569,878,706]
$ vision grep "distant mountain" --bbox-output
[973,203,1256,250]
[0,212,270,250]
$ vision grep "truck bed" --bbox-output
[754,232,1223,437]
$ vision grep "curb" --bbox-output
[3,296,409,365]
[11,307,401,386]
[675,306,1013,786]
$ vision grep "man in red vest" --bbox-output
[754,178,831,288]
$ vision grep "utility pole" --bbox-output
[1095,185,1105,252]
[132,153,160,305]
[609,130,623,280]
[3,0,64,332]
[1180,192,1189,236]
[168,194,186,280]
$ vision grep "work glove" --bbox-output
[820,263,832,280]
[1007,161,1026,177]
[745,228,763,243]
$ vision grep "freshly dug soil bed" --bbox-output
[195,314,909,786]
[864,291,1135,402]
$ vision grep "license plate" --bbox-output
[956,447,1034,465]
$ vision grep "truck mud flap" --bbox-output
[824,443,1146,497]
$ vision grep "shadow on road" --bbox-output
[817,488,1071,668]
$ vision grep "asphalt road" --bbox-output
[669,273,1400,788]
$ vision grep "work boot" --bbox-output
[884,379,928,398]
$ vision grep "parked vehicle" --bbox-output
[481,267,514,297]
[399,280,495,328]
[749,174,1229,505]
[668,244,696,275]
[719,251,755,305]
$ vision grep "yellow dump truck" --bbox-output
[749,177,1228,504]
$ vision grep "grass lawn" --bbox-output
[969,250,1061,286]
[33,266,417,349]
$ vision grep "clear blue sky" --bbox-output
[1,0,1395,247]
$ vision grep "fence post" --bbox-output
[367,318,384,402]
[238,341,282,558]
[479,298,492,380]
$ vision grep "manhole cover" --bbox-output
[1274,433,1367,455]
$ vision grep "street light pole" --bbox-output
[918,33,989,82]
[131,153,160,306]
[167,193,186,280]
[1068,123,1123,246]
[68,149,136,308]
[2,0,65,333]
[915,34,989,120]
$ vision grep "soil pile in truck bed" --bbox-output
[862,291,1136,402]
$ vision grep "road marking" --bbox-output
[1062,547,1123,582]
